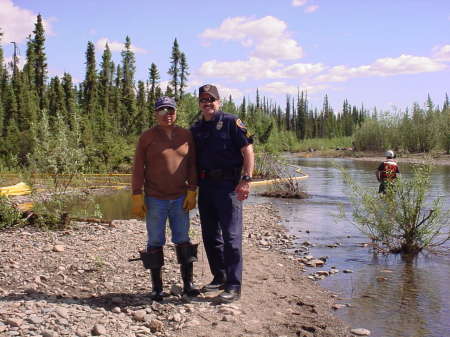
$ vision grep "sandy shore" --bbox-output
[0,203,355,337]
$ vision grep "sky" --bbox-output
[0,0,449,112]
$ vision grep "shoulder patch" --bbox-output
[236,119,247,131]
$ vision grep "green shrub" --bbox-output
[0,195,26,229]
[340,164,449,254]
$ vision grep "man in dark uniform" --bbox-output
[190,84,254,303]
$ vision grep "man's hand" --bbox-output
[131,194,146,218]
[235,181,250,201]
[183,190,197,211]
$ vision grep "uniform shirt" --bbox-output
[132,125,197,200]
[190,112,253,171]
[378,160,400,181]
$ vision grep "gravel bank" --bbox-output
[0,203,351,337]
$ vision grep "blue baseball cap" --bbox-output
[155,96,176,110]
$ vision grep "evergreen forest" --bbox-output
[0,15,449,174]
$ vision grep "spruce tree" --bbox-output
[135,80,147,134]
[99,43,112,116]
[0,29,3,82]
[120,36,137,135]
[148,62,160,120]
[179,52,189,99]
[62,73,77,130]
[83,41,98,118]
[48,76,67,127]
[33,14,48,110]
[168,38,181,100]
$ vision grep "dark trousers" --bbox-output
[198,181,243,291]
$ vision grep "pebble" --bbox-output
[351,328,371,335]
[6,318,23,327]
[53,245,65,252]
[92,324,107,336]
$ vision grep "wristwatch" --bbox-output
[241,175,252,183]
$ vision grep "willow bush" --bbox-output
[340,164,449,254]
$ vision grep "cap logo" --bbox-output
[203,85,211,92]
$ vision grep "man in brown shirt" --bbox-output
[131,96,200,301]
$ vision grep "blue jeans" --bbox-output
[145,195,190,248]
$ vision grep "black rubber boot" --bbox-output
[180,263,200,297]
[150,268,164,301]
[176,243,200,297]
[140,247,165,301]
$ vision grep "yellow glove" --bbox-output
[183,190,197,211]
[131,194,146,218]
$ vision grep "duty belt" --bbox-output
[199,168,241,181]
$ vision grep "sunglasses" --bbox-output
[199,97,217,103]
[156,107,175,116]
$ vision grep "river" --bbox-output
[255,157,450,337]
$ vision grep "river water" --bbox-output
[256,158,450,337]
[70,158,449,337]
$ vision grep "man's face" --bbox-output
[199,93,220,120]
[154,107,176,127]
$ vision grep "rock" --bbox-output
[132,309,147,321]
[42,330,58,337]
[112,306,121,313]
[0,326,6,333]
[343,269,353,273]
[147,319,164,332]
[92,324,107,336]
[53,245,65,252]
[172,313,182,322]
[308,259,325,267]
[55,307,69,318]
[6,318,23,327]
[332,304,346,310]
[351,328,371,335]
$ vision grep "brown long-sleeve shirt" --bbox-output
[132,125,197,200]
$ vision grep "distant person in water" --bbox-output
[376,150,400,194]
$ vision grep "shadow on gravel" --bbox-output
[0,290,215,310]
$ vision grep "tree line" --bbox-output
[0,15,448,173]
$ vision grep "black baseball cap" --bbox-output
[199,84,220,100]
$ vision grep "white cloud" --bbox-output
[199,16,303,60]
[315,54,447,83]
[3,55,25,70]
[198,57,282,82]
[198,57,325,82]
[291,0,308,7]
[305,5,319,13]
[275,62,326,78]
[261,81,327,95]
[432,44,450,62]
[0,0,53,43]
[95,37,148,54]
[215,84,244,101]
